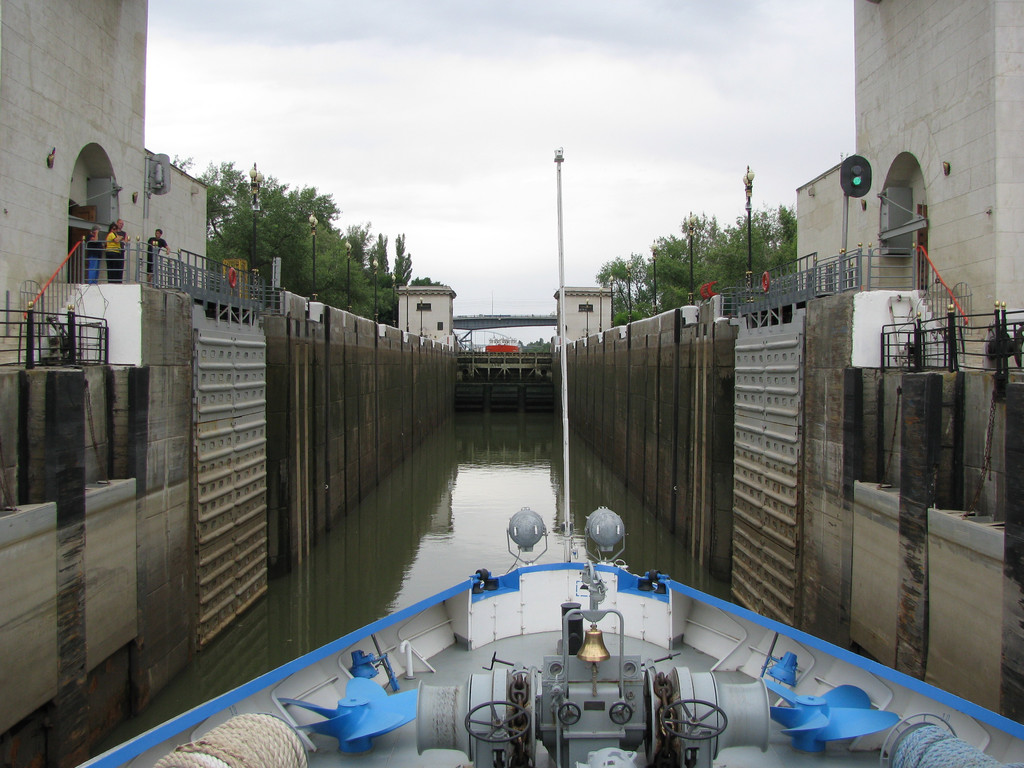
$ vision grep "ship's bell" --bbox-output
[577,624,611,663]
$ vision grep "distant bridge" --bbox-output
[453,314,556,331]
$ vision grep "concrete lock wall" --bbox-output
[851,482,1004,711]
[0,287,454,766]
[264,300,454,576]
[564,304,736,580]
[564,290,1023,718]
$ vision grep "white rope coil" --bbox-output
[153,713,307,768]
[893,724,1024,768]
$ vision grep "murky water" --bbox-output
[99,412,729,749]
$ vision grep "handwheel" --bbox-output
[660,698,727,741]
[557,701,582,725]
[464,699,530,743]
[609,701,633,725]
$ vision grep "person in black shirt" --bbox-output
[146,228,168,282]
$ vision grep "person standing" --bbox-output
[146,228,168,282]
[85,225,103,283]
[105,221,125,283]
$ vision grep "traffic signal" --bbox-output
[840,155,871,198]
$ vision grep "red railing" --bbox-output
[29,238,85,312]
[917,244,969,325]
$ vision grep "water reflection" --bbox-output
[98,411,727,749]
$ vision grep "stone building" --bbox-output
[0,0,205,308]
[797,0,1024,312]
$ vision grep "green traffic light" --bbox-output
[852,175,862,186]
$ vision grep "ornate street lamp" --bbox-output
[743,166,755,292]
[249,163,263,267]
[650,245,658,315]
[625,264,633,323]
[372,256,379,323]
[345,240,352,311]
[686,212,699,304]
[308,213,318,299]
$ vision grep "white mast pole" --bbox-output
[555,148,572,560]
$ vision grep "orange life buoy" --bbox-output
[228,266,238,288]
[761,271,770,292]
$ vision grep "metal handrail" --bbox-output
[0,306,108,369]
[880,305,1022,385]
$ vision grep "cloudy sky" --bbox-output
[145,1,854,336]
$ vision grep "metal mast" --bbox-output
[555,148,572,559]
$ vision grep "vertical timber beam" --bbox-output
[1002,382,1024,718]
[841,368,864,631]
[894,372,942,679]
[46,370,88,768]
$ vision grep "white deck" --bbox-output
[82,564,1024,768]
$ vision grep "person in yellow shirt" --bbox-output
[105,220,125,283]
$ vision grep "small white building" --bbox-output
[555,286,613,341]
[397,285,457,343]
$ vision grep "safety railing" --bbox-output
[719,248,873,318]
[880,304,1023,385]
[28,242,282,319]
[717,246,969,330]
[0,306,109,369]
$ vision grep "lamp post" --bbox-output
[372,256,379,323]
[625,265,633,323]
[686,212,698,304]
[345,240,352,311]
[650,245,658,315]
[308,213,318,300]
[743,165,755,292]
[249,163,263,267]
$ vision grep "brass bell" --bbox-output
[577,624,611,663]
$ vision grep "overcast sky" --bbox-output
[145,1,854,339]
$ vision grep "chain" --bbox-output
[966,386,998,516]
[882,385,902,486]
[651,672,678,768]
[84,377,108,483]
[508,672,531,768]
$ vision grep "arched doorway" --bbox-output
[68,144,119,280]
[878,151,928,288]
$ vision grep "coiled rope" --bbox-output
[153,713,307,768]
[892,724,1024,768]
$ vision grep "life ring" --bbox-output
[228,266,238,288]
[761,271,770,293]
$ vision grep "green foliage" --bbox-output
[596,205,798,323]
[522,338,552,353]
[393,234,412,287]
[198,161,419,322]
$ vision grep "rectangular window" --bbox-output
[578,303,594,312]
[437,321,444,331]
[417,302,432,311]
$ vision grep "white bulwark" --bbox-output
[397,285,457,344]
[555,286,613,341]
[796,0,1024,311]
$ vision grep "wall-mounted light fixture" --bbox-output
[942,161,951,176]
[46,148,56,168]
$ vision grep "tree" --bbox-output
[197,161,437,323]
[596,204,798,323]
[199,161,341,301]
[393,234,412,287]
